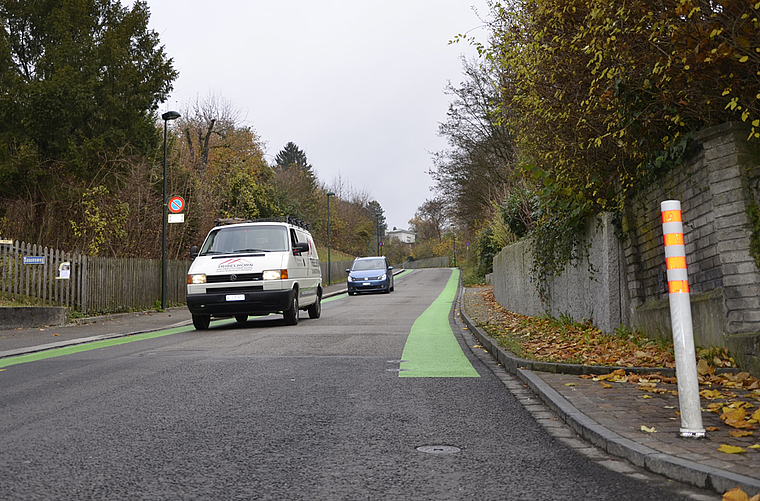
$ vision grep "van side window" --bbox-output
[296,230,311,253]
[290,229,299,246]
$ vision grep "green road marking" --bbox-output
[0,319,235,369]
[393,269,413,279]
[399,268,479,378]
[323,293,347,302]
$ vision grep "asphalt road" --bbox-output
[0,268,706,500]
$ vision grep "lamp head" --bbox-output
[162,111,181,121]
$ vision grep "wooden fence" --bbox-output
[1,241,454,315]
[0,241,190,315]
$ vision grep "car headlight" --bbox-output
[263,269,288,280]
[188,274,206,284]
[347,275,355,282]
[379,273,387,281]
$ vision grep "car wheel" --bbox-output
[307,291,322,319]
[283,293,299,325]
[192,314,210,330]
[235,314,248,323]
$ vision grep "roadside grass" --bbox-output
[317,247,354,262]
[460,261,486,287]
[0,296,42,307]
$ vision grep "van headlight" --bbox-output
[263,269,288,280]
[188,274,206,284]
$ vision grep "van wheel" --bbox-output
[235,314,248,323]
[283,294,299,325]
[192,314,210,330]
[307,290,322,319]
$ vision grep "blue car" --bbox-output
[346,256,394,295]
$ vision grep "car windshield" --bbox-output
[352,259,386,271]
[199,225,289,256]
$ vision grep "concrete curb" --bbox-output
[0,318,193,360]
[459,299,760,496]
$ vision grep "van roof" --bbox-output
[214,216,311,231]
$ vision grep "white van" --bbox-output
[186,217,322,330]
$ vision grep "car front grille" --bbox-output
[207,273,263,283]
[206,286,264,294]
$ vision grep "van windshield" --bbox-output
[199,225,289,256]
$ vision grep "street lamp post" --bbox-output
[375,213,381,256]
[452,232,457,268]
[161,110,181,311]
[326,191,335,284]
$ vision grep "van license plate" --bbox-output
[226,294,245,301]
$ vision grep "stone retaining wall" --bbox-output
[492,122,760,373]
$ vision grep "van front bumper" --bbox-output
[186,288,295,317]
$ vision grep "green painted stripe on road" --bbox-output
[399,268,479,378]
[0,319,234,369]
[393,269,413,279]
[323,293,347,302]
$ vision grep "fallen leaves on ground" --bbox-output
[472,289,679,367]
[469,288,743,371]
[719,444,746,454]
[465,286,760,441]
[723,486,760,501]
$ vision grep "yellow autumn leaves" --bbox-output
[723,486,760,501]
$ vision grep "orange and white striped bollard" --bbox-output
[661,200,705,438]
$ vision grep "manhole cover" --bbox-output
[416,445,461,454]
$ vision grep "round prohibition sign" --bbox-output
[169,196,185,214]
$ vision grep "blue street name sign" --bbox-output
[23,256,45,265]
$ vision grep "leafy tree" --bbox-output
[366,199,387,250]
[271,141,321,224]
[179,93,242,170]
[0,0,176,248]
[409,198,448,241]
[479,0,760,212]
[431,57,517,231]
[0,0,175,177]
[446,0,760,288]
[274,141,316,186]
[169,94,278,257]
[275,141,309,169]
[383,237,412,265]
[319,177,375,257]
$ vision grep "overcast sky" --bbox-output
[145,0,488,231]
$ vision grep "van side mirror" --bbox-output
[293,242,309,255]
[190,245,198,259]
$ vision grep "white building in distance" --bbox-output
[386,228,416,244]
